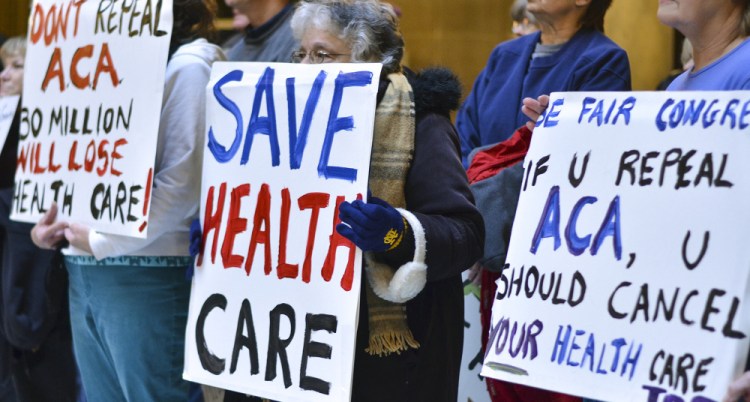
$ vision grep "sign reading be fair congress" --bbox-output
[12,0,172,237]
[184,62,381,402]
[482,91,750,402]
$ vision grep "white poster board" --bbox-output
[184,62,382,402]
[11,0,173,237]
[459,271,492,402]
[0,96,19,152]
[482,91,750,402]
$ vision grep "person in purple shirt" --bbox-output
[660,0,750,91]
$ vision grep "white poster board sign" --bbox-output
[184,62,382,402]
[11,0,173,237]
[482,91,750,402]
[459,271,492,402]
[0,96,19,151]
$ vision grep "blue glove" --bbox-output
[189,218,202,258]
[336,196,406,252]
[186,218,203,280]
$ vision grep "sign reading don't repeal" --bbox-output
[482,91,750,402]
[11,0,173,237]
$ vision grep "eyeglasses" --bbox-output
[291,49,350,64]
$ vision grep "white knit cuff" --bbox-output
[365,208,427,303]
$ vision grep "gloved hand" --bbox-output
[336,196,407,252]
[189,218,202,258]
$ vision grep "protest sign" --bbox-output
[11,0,173,237]
[0,96,19,151]
[459,272,492,402]
[481,91,750,402]
[183,62,382,402]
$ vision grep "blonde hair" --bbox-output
[0,37,26,61]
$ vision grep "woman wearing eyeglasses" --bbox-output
[289,1,484,401]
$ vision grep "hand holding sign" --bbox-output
[482,91,750,402]
[337,197,406,252]
[64,222,92,254]
[521,94,550,130]
[30,202,67,250]
[724,372,750,402]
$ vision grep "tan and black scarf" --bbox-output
[364,72,428,356]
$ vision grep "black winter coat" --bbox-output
[351,68,485,402]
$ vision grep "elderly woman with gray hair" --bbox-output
[290,0,484,400]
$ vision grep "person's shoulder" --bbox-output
[575,29,624,51]
[573,30,629,65]
[481,34,537,74]
[491,33,538,56]
[405,67,461,119]
[170,39,226,68]
[730,37,750,63]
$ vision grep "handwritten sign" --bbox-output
[482,91,750,402]
[459,271,492,402]
[183,62,382,402]
[11,0,173,237]
[0,96,19,151]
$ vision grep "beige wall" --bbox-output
[2,0,674,91]
[397,0,514,97]
[0,1,30,39]
[397,0,675,93]
[606,0,675,90]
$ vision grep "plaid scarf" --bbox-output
[364,72,421,356]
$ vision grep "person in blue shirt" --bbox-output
[456,0,631,168]
[457,2,631,401]
[659,0,750,400]
[659,0,750,91]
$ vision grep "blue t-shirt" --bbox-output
[668,38,750,90]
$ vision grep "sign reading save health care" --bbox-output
[482,91,750,402]
[11,0,172,237]
[184,62,381,402]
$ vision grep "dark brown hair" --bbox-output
[740,0,750,36]
[579,0,612,32]
[170,0,217,53]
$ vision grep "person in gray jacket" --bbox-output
[224,0,298,62]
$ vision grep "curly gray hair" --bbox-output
[291,0,404,75]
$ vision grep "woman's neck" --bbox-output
[242,0,287,29]
[538,22,580,45]
[690,35,745,71]
[687,11,746,71]
[535,9,584,46]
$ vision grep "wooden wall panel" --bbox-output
[398,0,674,93]
[606,0,675,90]
[397,0,513,98]
[0,1,31,38]
[1,0,674,91]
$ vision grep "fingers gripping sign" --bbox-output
[64,222,93,254]
[522,94,550,130]
[30,202,69,250]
